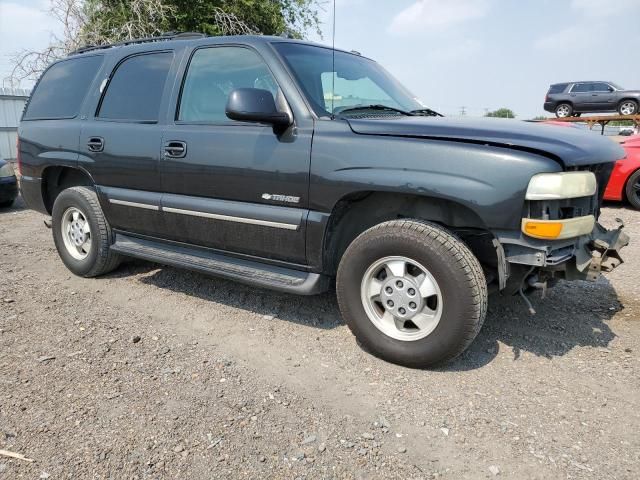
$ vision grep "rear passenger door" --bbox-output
[159,45,312,264]
[569,83,592,111]
[80,50,176,238]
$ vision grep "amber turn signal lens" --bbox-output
[522,221,563,239]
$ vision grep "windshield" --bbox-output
[273,42,424,118]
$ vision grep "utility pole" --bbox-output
[459,106,467,116]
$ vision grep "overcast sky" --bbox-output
[1,0,639,118]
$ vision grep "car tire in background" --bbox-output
[625,169,640,210]
[555,103,574,118]
[52,186,121,277]
[618,100,639,116]
[0,200,14,208]
[336,219,487,368]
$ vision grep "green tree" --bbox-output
[485,108,516,119]
[83,0,321,42]
[8,0,321,84]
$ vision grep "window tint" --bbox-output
[23,55,103,120]
[571,83,591,93]
[591,82,612,92]
[98,52,173,122]
[178,47,278,123]
[548,84,567,94]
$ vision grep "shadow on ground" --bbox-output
[112,257,621,371]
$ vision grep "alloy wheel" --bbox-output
[360,256,443,341]
[61,207,92,260]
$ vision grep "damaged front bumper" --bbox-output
[495,220,629,290]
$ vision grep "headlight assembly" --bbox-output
[525,172,597,200]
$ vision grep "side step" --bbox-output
[111,234,329,295]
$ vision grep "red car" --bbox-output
[603,135,640,209]
[542,121,640,209]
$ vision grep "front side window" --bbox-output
[23,55,104,120]
[97,52,173,122]
[178,47,278,123]
[591,82,612,92]
[273,42,423,117]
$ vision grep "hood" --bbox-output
[346,116,625,167]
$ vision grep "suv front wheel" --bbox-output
[336,220,487,368]
[52,186,121,277]
[618,100,638,116]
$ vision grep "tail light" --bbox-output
[16,137,22,176]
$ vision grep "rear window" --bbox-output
[97,52,173,122]
[548,84,568,94]
[23,55,103,120]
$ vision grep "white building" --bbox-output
[0,87,30,161]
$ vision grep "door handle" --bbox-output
[87,137,104,152]
[164,141,187,158]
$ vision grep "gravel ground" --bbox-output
[1,196,638,479]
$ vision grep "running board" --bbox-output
[111,234,329,295]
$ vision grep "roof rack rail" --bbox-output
[68,31,207,56]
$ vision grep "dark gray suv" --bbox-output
[544,81,640,118]
[18,34,629,367]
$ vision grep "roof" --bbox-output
[67,33,358,59]
[551,81,614,85]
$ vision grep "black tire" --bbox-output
[555,103,573,118]
[52,186,121,277]
[625,169,640,210]
[618,100,638,116]
[336,220,487,368]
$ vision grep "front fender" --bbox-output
[310,121,561,230]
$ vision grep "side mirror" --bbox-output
[226,88,292,128]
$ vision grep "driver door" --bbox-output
[159,45,312,264]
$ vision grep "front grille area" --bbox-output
[568,162,615,207]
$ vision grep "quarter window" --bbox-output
[178,47,278,123]
[97,52,173,122]
[23,55,103,120]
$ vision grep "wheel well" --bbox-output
[322,191,499,278]
[41,166,94,214]
[619,98,639,106]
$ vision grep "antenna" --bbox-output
[331,0,336,119]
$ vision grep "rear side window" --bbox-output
[571,83,591,93]
[97,52,173,122]
[23,55,103,120]
[548,84,568,94]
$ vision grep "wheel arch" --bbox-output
[618,98,639,109]
[322,190,500,280]
[41,165,96,214]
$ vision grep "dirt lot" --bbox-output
[1,196,638,479]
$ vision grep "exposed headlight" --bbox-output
[0,163,15,178]
[525,172,597,200]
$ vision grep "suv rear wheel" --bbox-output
[626,169,640,210]
[555,103,573,118]
[336,220,487,368]
[618,100,638,116]
[52,186,121,277]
